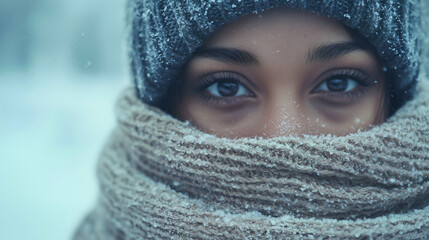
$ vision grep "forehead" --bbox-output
[204,8,353,53]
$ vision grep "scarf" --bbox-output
[74,80,429,240]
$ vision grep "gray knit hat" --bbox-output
[126,0,423,109]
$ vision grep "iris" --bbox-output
[326,78,349,92]
[217,81,239,96]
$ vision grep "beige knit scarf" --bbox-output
[74,81,429,240]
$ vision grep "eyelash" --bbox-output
[311,69,376,102]
[196,72,255,106]
[195,69,377,106]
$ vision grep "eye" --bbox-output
[195,72,256,107]
[314,76,359,93]
[310,69,378,103]
[206,80,251,97]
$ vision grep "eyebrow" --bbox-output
[192,47,259,65]
[307,42,369,63]
[192,42,368,65]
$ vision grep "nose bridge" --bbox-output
[262,91,304,137]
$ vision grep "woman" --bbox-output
[168,8,390,138]
[74,0,429,239]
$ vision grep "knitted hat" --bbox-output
[126,0,423,110]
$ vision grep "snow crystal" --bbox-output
[84,61,92,69]
[173,181,180,186]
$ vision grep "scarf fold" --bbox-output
[74,80,429,240]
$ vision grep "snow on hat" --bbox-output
[126,0,424,109]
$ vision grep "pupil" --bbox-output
[218,81,239,97]
[327,78,348,91]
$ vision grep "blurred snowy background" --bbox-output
[0,0,128,239]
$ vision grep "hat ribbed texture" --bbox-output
[126,0,423,106]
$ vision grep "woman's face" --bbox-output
[174,9,387,138]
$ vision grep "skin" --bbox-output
[172,8,387,138]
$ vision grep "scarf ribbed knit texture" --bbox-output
[74,80,429,240]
